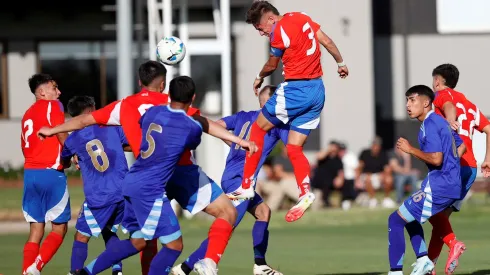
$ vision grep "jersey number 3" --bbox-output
[302,22,317,56]
[86,139,110,172]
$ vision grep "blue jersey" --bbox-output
[123,105,203,200]
[221,110,289,190]
[418,111,463,199]
[61,125,129,208]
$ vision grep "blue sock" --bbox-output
[184,239,208,270]
[388,211,407,271]
[148,246,182,275]
[102,229,123,272]
[71,240,88,272]
[84,239,139,275]
[405,221,427,258]
[252,221,269,265]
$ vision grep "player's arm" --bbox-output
[38,114,97,139]
[433,92,459,130]
[396,137,443,166]
[216,114,239,147]
[257,55,282,80]
[316,29,348,78]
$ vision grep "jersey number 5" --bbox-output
[141,123,163,159]
[302,22,317,56]
[86,139,110,172]
[23,119,34,148]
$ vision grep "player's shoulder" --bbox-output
[427,113,448,129]
[126,91,168,105]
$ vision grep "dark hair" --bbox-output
[405,85,435,104]
[432,63,459,89]
[260,85,277,97]
[246,1,280,25]
[28,73,54,94]
[138,60,167,86]
[169,76,196,104]
[67,96,96,117]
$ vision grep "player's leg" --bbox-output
[23,223,44,273]
[71,231,91,274]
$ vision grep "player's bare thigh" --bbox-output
[203,194,237,225]
[256,112,275,131]
[288,129,308,147]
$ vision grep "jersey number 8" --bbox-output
[86,139,110,172]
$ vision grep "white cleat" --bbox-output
[170,264,187,275]
[388,271,403,275]
[285,192,316,222]
[194,258,218,275]
[228,185,255,200]
[253,264,283,275]
[25,264,41,275]
[410,256,435,275]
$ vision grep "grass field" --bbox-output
[1,185,490,274]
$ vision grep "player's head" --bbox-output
[138,60,167,92]
[28,73,60,100]
[432,63,459,91]
[258,85,277,108]
[246,1,280,37]
[67,96,96,117]
[405,85,435,120]
[169,76,196,108]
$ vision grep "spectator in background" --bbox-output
[357,136,395,208]
[311,141,344,209]
[338,142,358,210]
[389,146,419,203]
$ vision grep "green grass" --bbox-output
[2,199,490,274]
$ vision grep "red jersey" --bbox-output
[270,12,323,80]
[91,89,200,165]
[433,88,490,167]
[22,100,65,170]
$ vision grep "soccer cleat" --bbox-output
[445,240,466,275]
[253,264,283,275]
[194,258,218,275]
[285,192,316,222]
[410,255,435,275]
[25,264,41,275]
[170,264,188,275]
[227,185,255,200]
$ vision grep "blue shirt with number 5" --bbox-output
[418,111,463,199]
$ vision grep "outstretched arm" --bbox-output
[38,114,97,139]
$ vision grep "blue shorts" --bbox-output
[22,169,71,223]
[399,189,456,224]
[263,79,325,135]
[76,201,124,238]
[166,165,223,215]
[452,166,478,211]
[122,195,181,244]
[222,178,264,227]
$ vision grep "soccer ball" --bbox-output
[156,36,186,65]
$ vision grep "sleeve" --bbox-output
[187,107,201,116]
[433,91,453,110]
[91,100,121,125]
[301,12,321,32]
[117,127,129,146]
[475,108,490,132]
[220,113,239,130]
[452,129,463,148]
[185,123,203,150]
[48,100,65,127]
[270,24,286,57]
[60,136,74,160]
[423,120,444,153]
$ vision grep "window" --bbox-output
[0,43,7,118]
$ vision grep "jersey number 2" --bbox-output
[302,22,317,56]
[141,123,163,159]
[23,119,34,148]
[456,103,477,139]
[86,139,110,172]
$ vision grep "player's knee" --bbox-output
[130,238,147,251]
[74,231,90,243]
[28,224,45,243]
[51,222,68,237]
[223,204,238,225]
[165,236,184,252]
[254,203,271,222]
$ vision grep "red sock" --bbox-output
[140,239,158,275]
[443,233,457,248]
[205,218,233,264]
[428,219,444,262]
[36,232,63,271]
[286,144,311,197]
[242,122,267,188]
[23,242,39,272]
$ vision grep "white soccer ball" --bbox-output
[156,36,186,66]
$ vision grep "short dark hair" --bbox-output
[28,73,54,94]
[67,96,96,117]
[432,63,459,89]
[246,1,280,25]
[139,61,167,86]
[260,85,277,97]
[405,85,435,104]
[169,76,196,104]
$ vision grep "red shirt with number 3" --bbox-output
[22,100,65,170]
[433,88,490,167]
[270,12,322,80]
[91,89,200,165]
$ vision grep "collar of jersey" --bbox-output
[424,110,435,121]
[166,105,187,115]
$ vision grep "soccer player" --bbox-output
[387,85,466,275]
[233,1,349,222]
[21,74,70,275]
[61,96,129,275]
[172,85,287,275]
[428,63,490,275]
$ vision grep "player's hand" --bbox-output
[37,127,54,140]
[239,140,259,156]
[73,155,80,170]
[481,161,490,178]
[448,119,460,131]
[396,137,412,154]
[253,77,264,96]
[338,65,349,79]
